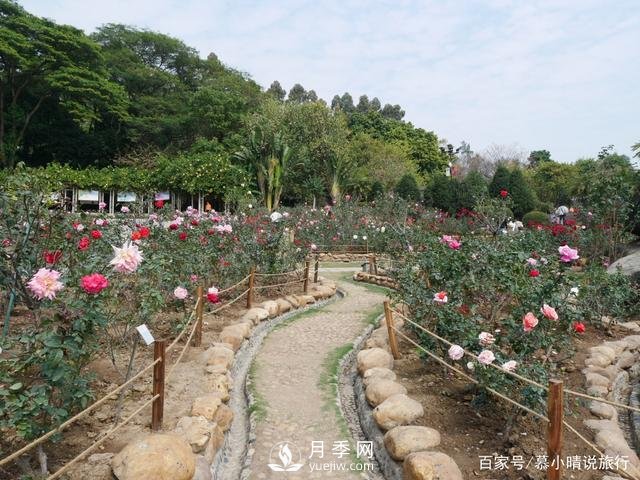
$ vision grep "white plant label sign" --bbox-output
[136,324,155,345]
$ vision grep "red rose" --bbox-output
[131,231,142,241]
[154,199,165,209]
[499,189,508,198]
[139,227,151,238]
[169,223,179,231]
[80,273,109,294]
[191,219,199,226]
[178,232,187,241]
[529,269,540,277]
[43,250,63,264]
[91,229,102,239]
[78,237,90,250]
[207,228,215,235]
[573,322,585,334]
[207,292,219,303]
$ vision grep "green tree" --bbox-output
[508,169,536,218]
[632,141,639,159]
[489,165,511,197]
[457,170,488,210]
[381,103,405,120]
[234,126,292,211]
[530,161,577,206]
[425,174,456,212]
[395,174,420,201]
[527,149,552,167]
[287,83,307,103]
[266,80,286,101]
[0,2,129,168]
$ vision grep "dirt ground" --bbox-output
[393,324,634,480]
[0,277,307,480]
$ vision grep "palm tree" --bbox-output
[235,127,291,211]
[633,141,639,159]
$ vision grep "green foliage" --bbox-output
[488,165,511,197]
[522,210,551,226]
[234,126,292,211]
[527,149,552,167]
[395,174,420,201]
[530,161,577,206]
[0,1,129,168]
[508,169,536,218]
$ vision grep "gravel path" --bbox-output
[247,272,387,479]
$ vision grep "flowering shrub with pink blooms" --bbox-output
[0,172,305,443]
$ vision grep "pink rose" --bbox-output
[478,332,495,346]
[540,304,558,321]
[477,350,495,365]
[448,344,464,360]
[523,312,539,332]
[502,360,517,372]
[558,245,579,263]
[173,286,188,300]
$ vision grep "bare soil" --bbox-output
[0,278,306,480]
[393,324,633,480]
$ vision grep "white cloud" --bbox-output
[20,0,640,162]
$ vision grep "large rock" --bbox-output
[207,375,230,402]
[260,300,279,317]
[193,456,213,480]
[213,403,234,432]
[220,327,245,351]
[608,249,640,279]
[112,433,195,480]
[365,327,390,350]
[284,295,301,308]
[295,294,316,306]
[241,307,269,325]
[174,416,216,453]
[403,451,463,480]
[384,426,441,461]
[365,379,407,407]
[275,298,293,314]
[373,394,424,431]
[191,394,223,421]
[357,348,394,375]
[363,367,397,387]
[201,346,234,369]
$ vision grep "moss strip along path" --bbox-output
[246,272,387,479]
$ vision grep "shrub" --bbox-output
[508,169,537,218]
[489,165,511,197]
[395,174,420,201]
[523,210,551,226]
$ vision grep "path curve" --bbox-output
[246,272,387,479]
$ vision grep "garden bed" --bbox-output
[392,324,632,480]
[0,280,308,480]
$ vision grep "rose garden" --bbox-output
[1,2,640,479]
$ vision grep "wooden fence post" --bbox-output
[194,286,204,347]
[383,301,400,359]
[152,340,166,431]
[314,254,319,283]
[547,379,563,480]
[246,266,256,309]
[303,259,310,293]
[373,254,378,275]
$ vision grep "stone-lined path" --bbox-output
[248,272,387,479]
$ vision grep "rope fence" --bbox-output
[385,302,640,480]
[0,260,314,477]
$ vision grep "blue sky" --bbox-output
[21,0,640,163]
